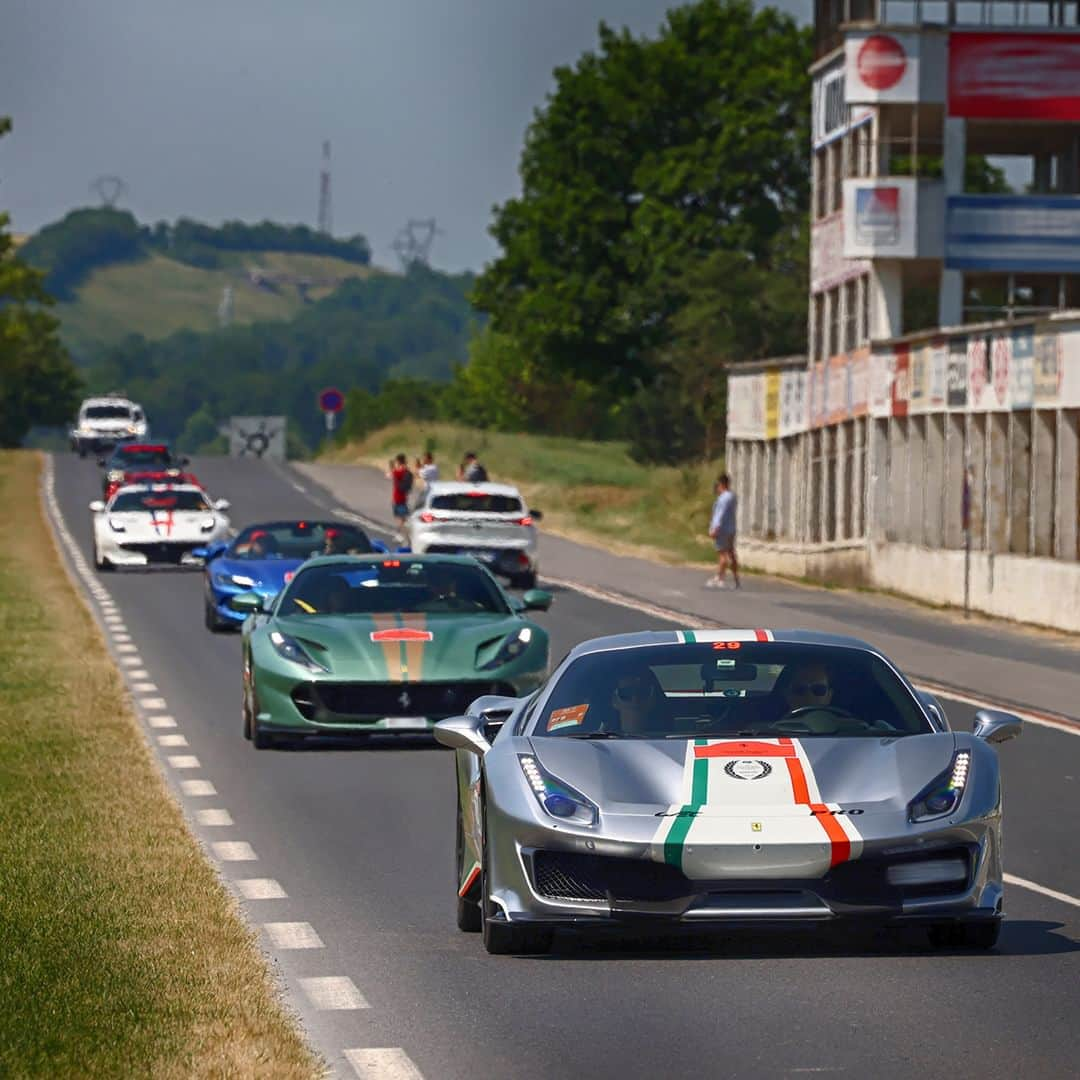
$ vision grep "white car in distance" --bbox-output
[70,395,149,457]
[90,484,231,571]
[407,481,542,588]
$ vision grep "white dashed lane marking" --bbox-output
[115,643,138,653]
[157,734,188,747]
[140,697,168,710]
[148,715,177,728]
[180,779,217,796]
[263,922,324,949]
[167,755,200,769]
[111,633,132,643]
[196,808,234,827]
[179,781,217,799]
[344,1048,424,1079]
[299,976,369,1010]
[234,878,287,899]
[132,682,158,693]
[119,655,141,666]
[128,668,149,679]
[212,841,257,861]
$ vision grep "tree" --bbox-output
[0,120,82,447]
[472,0,811,388]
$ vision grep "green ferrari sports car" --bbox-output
[236,554,552,748]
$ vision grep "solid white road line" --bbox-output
[1006,873,1080,909]
[167,755,200,769]
[196,808,234,827]
[140,696,168,710]
[914,678,1080,737]
[299,976,369,1010]
[212,841,258,861]
[234,878,287,900]
[157,734,188,747]
[148,715,177,728]
[263,922,324,949]
[180,779,217,797]
[344,1048,424,1080]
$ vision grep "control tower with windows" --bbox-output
[724,2,1080,633]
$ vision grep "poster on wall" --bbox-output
[1010,327,1034,409]
[850,349,870,416]
[779,370,807,437]
[991,333,1011,408]
[1034,331,1062,404]
[1059,326,1080,407]
[764,371,781,439]
[891,346,910,417]
[843,179,918,259]
[845,32,920,104]
[826,356,850,425]
[811,214,871,293]
[870,348,894,418]
[949,33,1080,120]
[947,338,968,408]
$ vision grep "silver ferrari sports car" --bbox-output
[435,629,1022,955]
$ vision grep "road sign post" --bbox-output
[318,387,345,436]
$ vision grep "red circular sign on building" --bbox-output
[318,387,345,413]
[857,35,907,92]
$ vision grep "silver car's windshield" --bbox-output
[533,643,930,739]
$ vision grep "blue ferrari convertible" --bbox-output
[198,519,386,631]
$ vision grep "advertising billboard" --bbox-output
[845,33,920,104]
[811,213,871,293]
[949,33,1080,120]
[946,195,1080,273]
[844,178,918,259]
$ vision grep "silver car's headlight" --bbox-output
[479,627,533,670]
[908,750,971,822]
[269,630,329,673]
[519,754,597,826]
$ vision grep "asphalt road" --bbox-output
[51,453,1080,1080]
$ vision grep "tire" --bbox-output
[456,808,481,933]
[251,723,274,750]
[205,599,226,633]
[480,804,551,955]
[928,920,1000,950]
[94,542,113,573]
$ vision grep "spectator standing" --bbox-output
[386,453,414,536]
[706,473,740,590]
[458,450,489,483]
[417,451,439,488]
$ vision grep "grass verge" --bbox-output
[322,420,721,566]
[0,451,320,1078]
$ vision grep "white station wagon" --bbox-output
[406,481,541,588]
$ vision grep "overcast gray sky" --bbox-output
[1,1,806,271]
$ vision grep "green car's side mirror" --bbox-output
[522,589,552,611]
[229,591,262,613]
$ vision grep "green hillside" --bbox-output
[56,250,374,357]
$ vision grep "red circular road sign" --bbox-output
[318,387,345,413]
[857,35,907,92]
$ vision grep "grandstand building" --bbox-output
[726,1,1080,630]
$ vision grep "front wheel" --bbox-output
[94,542,113,573]
[456,809,481,932]
[480,806,551,955]
[205,598,226,632]
[928,920,1000,950]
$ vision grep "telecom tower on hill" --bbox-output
[317,140,332,235]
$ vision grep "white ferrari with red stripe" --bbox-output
[436,628,1023,955]
[91,483,231,570]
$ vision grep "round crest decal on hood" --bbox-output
[724,759,772,781]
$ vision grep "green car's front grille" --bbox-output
[291,680,517,722]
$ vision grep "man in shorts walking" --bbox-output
[706,473,740,589]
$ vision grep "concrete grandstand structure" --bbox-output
[727,1,1080,631]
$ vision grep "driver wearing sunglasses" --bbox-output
[610,674,665,736]
[783,664,834,713]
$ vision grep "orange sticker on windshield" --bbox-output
[547,704,589,732]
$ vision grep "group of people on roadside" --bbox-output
[386,449,490,530]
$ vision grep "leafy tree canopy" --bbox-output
[0,121,83,446]
[472,0,811,387]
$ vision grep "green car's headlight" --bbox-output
[270,630,329,673]
[479,627,533,670]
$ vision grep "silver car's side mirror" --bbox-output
[434,715,491,756]
[973,708,1022,745]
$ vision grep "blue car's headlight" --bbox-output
[518,754,597,827]
[479,627,533,670]
[214,572,256,589]
[270,630,329,673]
[908,750,971,822]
